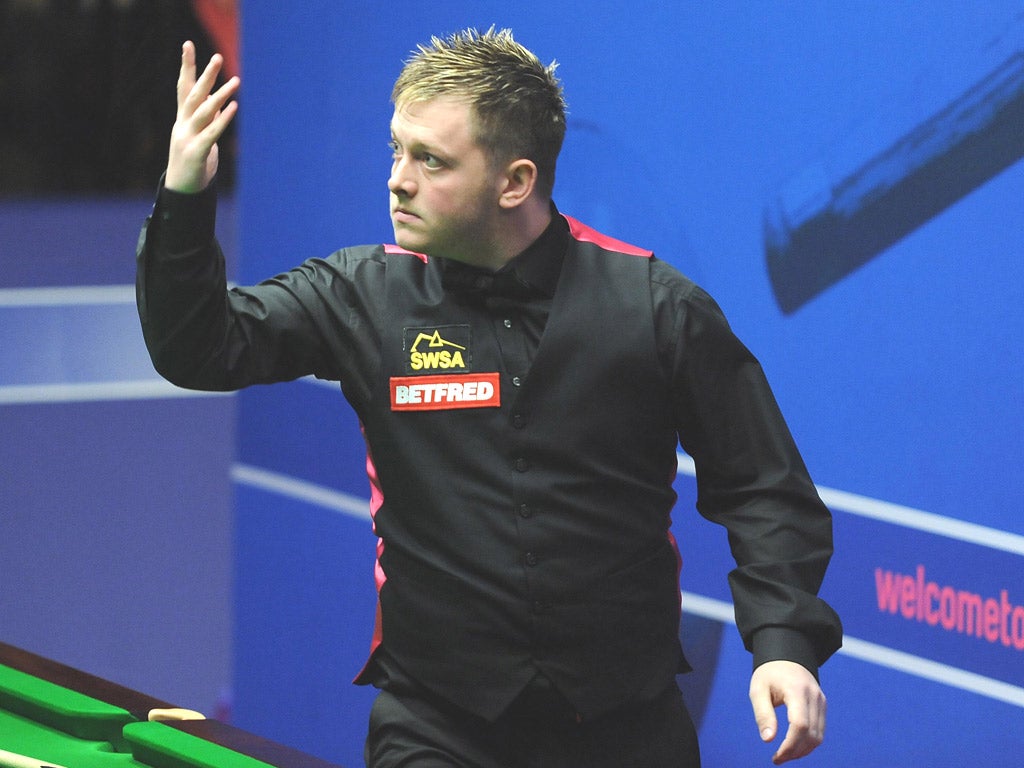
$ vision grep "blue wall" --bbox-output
[0,198,237,715]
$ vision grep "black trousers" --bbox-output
[365,674,701,768]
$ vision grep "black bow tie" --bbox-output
[442,265,537,300]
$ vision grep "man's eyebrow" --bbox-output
[389,129,417,147]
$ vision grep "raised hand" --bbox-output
[165,40,240,193]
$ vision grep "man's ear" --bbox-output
[498,159,539,209]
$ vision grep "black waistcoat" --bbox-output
[355,227,686,721]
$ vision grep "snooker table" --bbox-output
[0,642,343,768]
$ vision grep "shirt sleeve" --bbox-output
[135,180,344,390]
[653,261,842,676]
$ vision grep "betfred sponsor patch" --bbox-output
[390,373,501,411]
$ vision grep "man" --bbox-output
[138,28,841,767]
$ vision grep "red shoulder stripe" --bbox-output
[562,214,652,258]
[384,243,429,263]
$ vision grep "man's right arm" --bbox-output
[137,175,346,391]
[135,178,236,390]
[135,41,241,390]
[137,42,335,391]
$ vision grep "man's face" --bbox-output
[388,97,504,264]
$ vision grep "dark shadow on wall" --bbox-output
[0,0,237,198]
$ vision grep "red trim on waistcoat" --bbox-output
[384,243,428,263]
[356,421,387,678]
[562,214,653,258]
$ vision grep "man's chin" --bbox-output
[390,224,412,244]
[391,232,433,257]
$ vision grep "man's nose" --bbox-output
[388,157,415,197]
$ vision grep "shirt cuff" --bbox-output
[154,179,218,254]
[751,627,820,680]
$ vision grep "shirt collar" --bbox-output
[441,205,568,299]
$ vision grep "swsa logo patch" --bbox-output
[403,325,472,373]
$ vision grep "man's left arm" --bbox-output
[662,275,842,761]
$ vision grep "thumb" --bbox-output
[750,682,779,742]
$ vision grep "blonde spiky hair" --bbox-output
[392,27,567,197]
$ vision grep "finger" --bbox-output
[188,76,240,140]
[193,53,226,102]
[175,41,198,112]
[199,98,239,147]
[773,722,805,764]
[180,50,227,120]
[748,683,779,744]
[772,691,825,765]
[773,725,817,764]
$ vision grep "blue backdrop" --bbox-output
[232,3,1024,766]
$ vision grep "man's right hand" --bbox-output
[165,40,240,194]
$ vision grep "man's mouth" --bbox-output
[392,207,419,223]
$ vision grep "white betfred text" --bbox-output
[390,373,501,411]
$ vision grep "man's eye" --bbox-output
[421,153,443,170]
[388,141,402,157]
